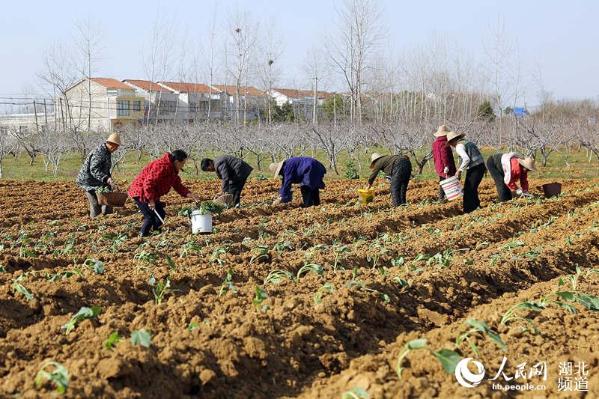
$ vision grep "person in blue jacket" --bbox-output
[269,157,326,207]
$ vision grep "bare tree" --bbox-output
[75,19,104,133]
[329,0,384,126]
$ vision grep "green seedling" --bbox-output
[426,250,453,268]
[103,331,121,350]
[211,246,229,265]
[35,360,69,394]
[273,240,293,252]
[393,277,409,288]
[83,258,105,274]
[250,245,270,264]
[148,276,172,304]
[219,269,238,296]
[391,256,405,267]
[314,282,335,304]
[253,285,268,310]
[456,319,507,355]
[59,235,76,255]
[502,239,525,251]
[62,306,101,334]
[179,240,202,258]
[187,321,200,332]
[341,387,369,399]
[130,329,152,347]
[367,242,388,269]
[263,269,293,286]
[135,251,157,264]
[296,263,324,281]
[165,255,177,271]
[46,269,82,282]
[396,339,462,379]
[332,245,350,271]
[103,232,127,253]
[500,299,547,333]
[12,274,34,301]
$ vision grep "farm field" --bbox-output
[0,177,598,398]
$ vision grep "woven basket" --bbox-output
[96,192,129,207]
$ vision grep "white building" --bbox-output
[123,79,182,123]
[158,82,224,121]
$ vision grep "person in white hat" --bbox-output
[367,152,412,206]
[446,131,486,213]
[432,125,457,202]
[76,133,122,218]
[269,157,326,207]
[486,152,536,202]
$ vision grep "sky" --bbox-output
[0,0,598,106]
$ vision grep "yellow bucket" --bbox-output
[357,188,375,205]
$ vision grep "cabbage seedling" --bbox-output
[219,270,237,296]
[83,259,105,274]
[130,329,152,347]
[263,269,293,286]
[35,360,69,394]
[296,263,323,281]
[341,387,369,399]
[104,331,121,350]
[250,245,270,264]
[314,283,335,304]
[62,306,101,334]
[148,276,172,304]
[11,275,34,301]
[456,319,507,355]
[396,338,462,379]
[253,286,268,311]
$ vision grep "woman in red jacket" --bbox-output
[128,150,200,236]
[431,125,457,201]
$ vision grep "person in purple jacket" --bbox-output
[269,157,326,207]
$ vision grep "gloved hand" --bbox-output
[107,177,117,190]
[516,188,523,196]
[272,197,282,206]
[443,166,449,175]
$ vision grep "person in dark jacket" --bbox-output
[446,131,486,213]
[76,133,121,218]
[269,157,326,207]
[486,153,536,202]
[432,125,457,201]
[201,156,253,207]
[367,153,412,206]
[128,150,200,236]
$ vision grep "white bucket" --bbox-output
[191,210,213,234]
[440,176,463,201]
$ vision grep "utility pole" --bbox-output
[312,76,318,125]
[33,100,39,134]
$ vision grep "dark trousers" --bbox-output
[463,163,486,213]
[226,177,248,207]
[85,190,113,218]
[486,154,512,202]
[390,160,412,206]
[438,176,446,201]
[133,197,166,237]
[300,186,321,207]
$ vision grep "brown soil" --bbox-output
[0,178,597,398]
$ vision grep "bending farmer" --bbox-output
[269,157,326,207]
[128,150,200,236]
[486,153,536,202]
[201,155,253,207]
[368,153,412,206]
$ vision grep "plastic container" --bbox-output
[540,182,562,198]
[357,188,375,205]
[191,210,212,234]
[96,192,128,207]
[440,176,463,201]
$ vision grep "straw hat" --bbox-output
[518,157,536,172]
[446,131,465,143]
[269,161,284,178]
[106,133,122,146]
[370,153,384,168]
[434,125,450,137]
